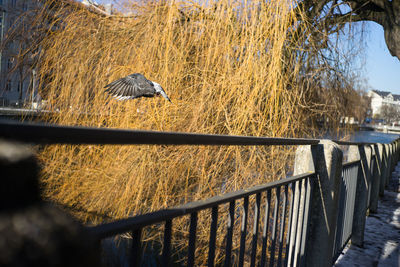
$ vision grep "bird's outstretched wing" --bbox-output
[104,73,156,100]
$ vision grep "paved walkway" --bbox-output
[335,165,400,266]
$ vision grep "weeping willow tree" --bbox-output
[2,0,369,264]
[21,0,309,216]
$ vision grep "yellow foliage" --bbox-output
[28,0,315,263]
[35,0,302,215]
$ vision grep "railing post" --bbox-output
[380,144,389,196]
[370,144,383,213]
[385,144,392,188]
[390,143,395,173]
[348,145,371,247]
[293,140,343,267]
[386,143,391,185]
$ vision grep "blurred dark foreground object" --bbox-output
[0,205,100,267]
[0,139,100,266]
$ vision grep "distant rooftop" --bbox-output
[371,90,392,97]
[370,90,400,100]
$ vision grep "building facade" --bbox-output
[0,0,112,108]
[0,0,38,107]
[367,90,400,117]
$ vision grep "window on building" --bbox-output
[7,57,14,69]
[11,0,16,8]
[22,2,28,11]
[17,81,22,93]
[0,16,3,42]
[5,80,11,91]
[0,12,4,41]
[8,15,15,29]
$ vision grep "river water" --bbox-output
[349,130,399,144]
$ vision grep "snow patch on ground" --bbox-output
[335,166,400,267]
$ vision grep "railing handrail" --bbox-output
[0,120,387,146]
[342,159,360,167]
[88,171,315,239]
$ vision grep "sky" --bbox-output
[84,1,400,95]
[364,22,400,95]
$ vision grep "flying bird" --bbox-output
[104,73,171,102]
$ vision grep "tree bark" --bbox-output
[383,21,400,58]
[301,0,400,60]
[351,0,400,59]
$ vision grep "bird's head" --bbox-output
[153,82,171,102]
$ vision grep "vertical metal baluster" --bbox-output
[349,165,354,242]
[333,166,348,262]
[224,201,235,267]
[130,228,142,267]
[334,167,346,260]
[260,189,271,267]
[277,185,288,267]
[344,167,349,248]
[349,166,355,241]
[208,206,218,267]
[250,193,262,267]
[284,182,296,267]
[345,167,351,245]
[370,154,375,206]
[294,179,307,267]
[367,154,374,207]
[187,212,198,267]
[299,176,313,267]
[288,180,301,266]
[162,220,172,267]
[269,186,281,267]
[239,196,249,267]
[349,164,358,240]
[345,167,350,247]
[295,178,307,266]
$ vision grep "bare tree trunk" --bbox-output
[384,22,400,58]
[301,0,400,60]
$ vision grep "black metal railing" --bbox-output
[89,172,315,266]
[285,172,314,267]
[0,120,321,146]
[333,160,360,262]
[367,150,376,208]
[0,119,398,267]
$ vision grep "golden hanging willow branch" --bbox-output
[28,0,307,213]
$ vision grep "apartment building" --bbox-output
[367,90,400,117]
[0,0,112,108]
[0,0,38,107]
